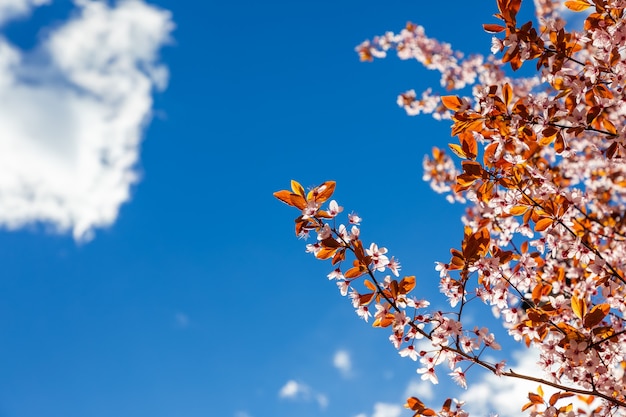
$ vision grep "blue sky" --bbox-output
[0,1,548,417]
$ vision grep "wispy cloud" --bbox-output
[278,379,328,410]
[0,0,173,240]
[0,0,50,25]
[174,312,189,328]
[333,349,352,377]
[278,380,306,399]
[404,378,434,401]
[372,402,403,417]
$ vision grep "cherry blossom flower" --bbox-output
[449,367,468,389]
[366,243,390,272]
[348,212,361,225]
[355,305,371,322]
[327,267,344,280]
[327,200,343,217]
[387,257,401,277]
[399,345,419,361]
[417,366,439,384]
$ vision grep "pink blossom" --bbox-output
[417,366,439,384]
[399,345,419,361]
[449,367,468,389]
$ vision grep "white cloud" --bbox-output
[316,393,329,410]
[404,378,434,401]
[372,402,402,417]
[278,379,329,409]
[333,349,352,377]
[279,380,306,399]
[0,0,50,25]
[462,348,600,417]
[462,348,543,417]
[0,0,173,240]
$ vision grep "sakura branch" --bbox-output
[276,0,626,415]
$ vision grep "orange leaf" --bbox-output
[564,0,591,11]
[508,205,529,215]
[316,247,337,260]
[274,190,296,207]
[534,217,553,232]
[398,276,416,294]
[441,95,464,112]
[290,194,307,210]
[373,313,394,327]
[364,279,377,292]
[603,119,617,136]
[290,180,305,197]
[308,181,336,204]
[571,296,587,321]
[345,266,365,279]
[448,143,467,159]
[331,249,346,265]
[460,133,478,160]
[502,83,512,107]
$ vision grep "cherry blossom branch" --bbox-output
[520,191,626,286]
[327,220,626,407]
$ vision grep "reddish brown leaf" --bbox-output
[483,23,506,33]
[406,397,426,411]
[528,392,544,405]
[502,83,512,107]
[554,133,565,153]
[359,292,375,305]
[583,303,610,328]
[320,237,341,249]
[549,392,575,406]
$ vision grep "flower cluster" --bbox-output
[277,0,626,415]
